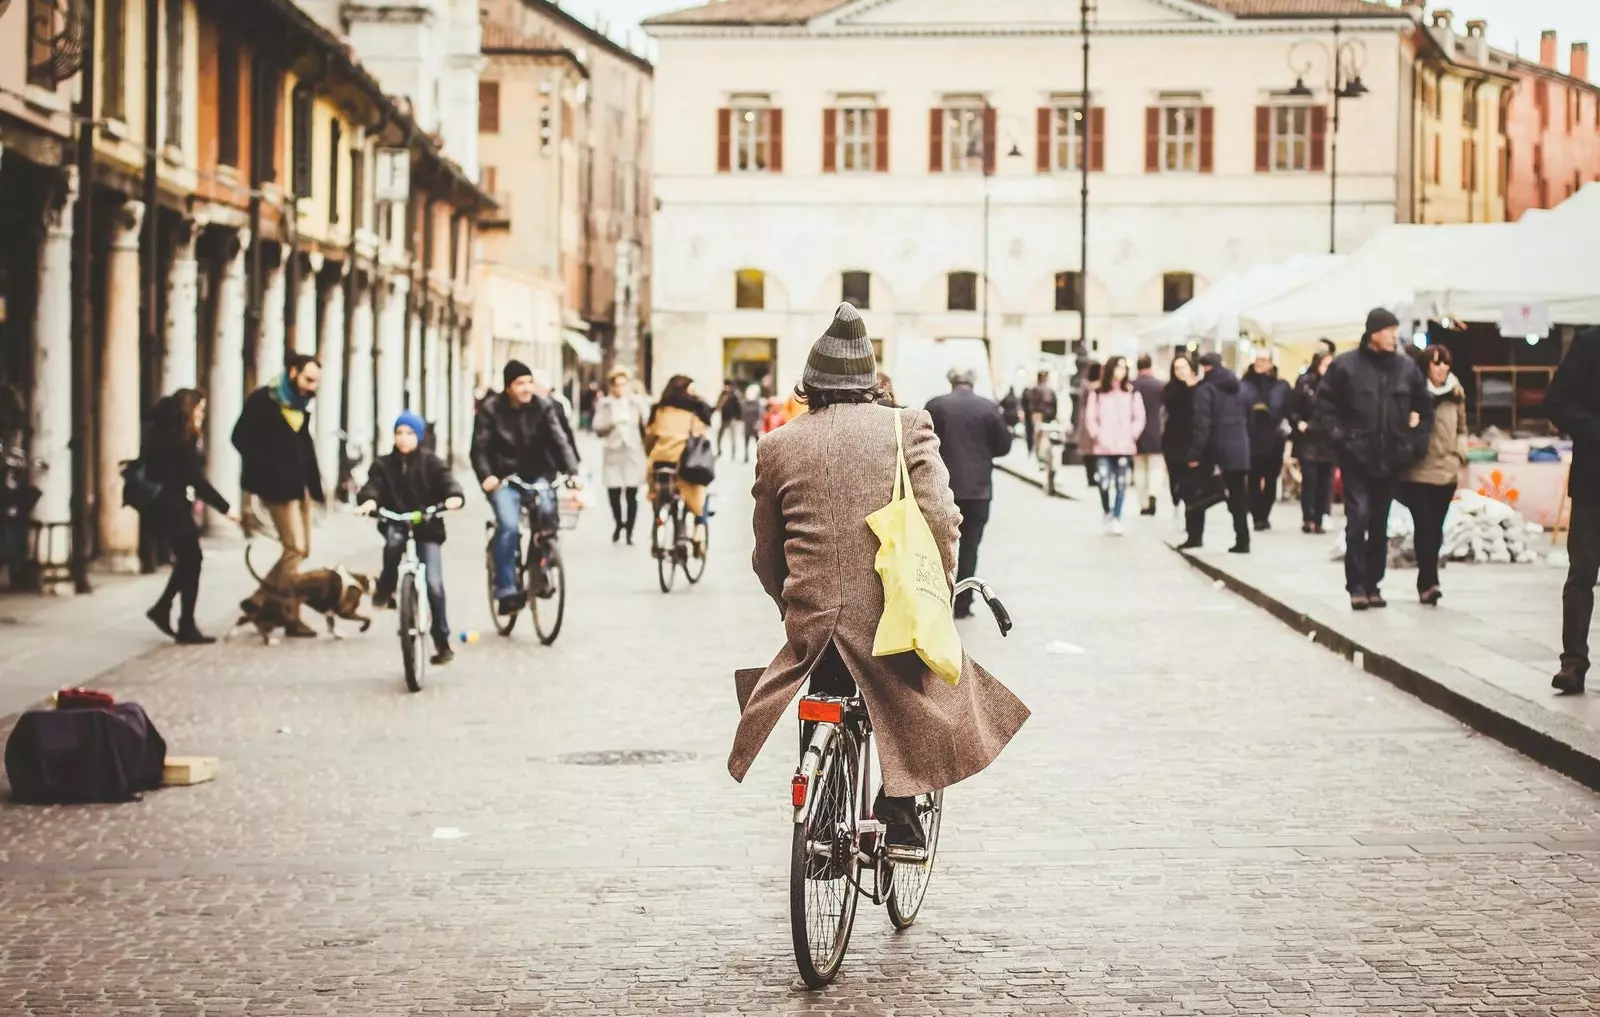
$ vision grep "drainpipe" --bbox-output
[71,0,100,593]
[285,60,328,358]
[139,0,161,572]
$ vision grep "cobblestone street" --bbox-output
[3,461,1600,1016]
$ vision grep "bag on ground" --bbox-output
[867,410,963,685]
[5,701,168,804]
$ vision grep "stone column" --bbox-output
[345,274,376,470]
[28,168,78,592]
[207,230,250,519]
[256,248,286,385]
[317,265,347,503]
[95,200,147,572]
[161,225,200,394]
[377,275,409,451]
[293,251,324,356]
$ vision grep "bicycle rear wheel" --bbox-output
[653,502,677,593]
[486,530,519,637]
[400,580,424,693]
[532,544,565,646]
[886,790,943,929]
[683,506,708,585]
[790,729,860,989]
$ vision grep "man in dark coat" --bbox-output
[1313,308,1432,610]
[926,368,1014,619]
[1241,349,1293,531]
[1182,353,1252,553]
[231,353,324,634]
[1132,355,1165,516]
[1545,328,1600,694]
[1022,370,1058,455]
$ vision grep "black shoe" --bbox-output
[1419,586,1442,606]
[874,792,927,855]
[175,626,216,645]
[1553,667,1587,695]
[1367,591,1388,609]
[146,604,175,638]
[613,524,624,544]
[497,593,526,616]
[1350,593,1370,611]
[1253,520,1270,532]
[1228,543,1250,554]
[284,620,318,639]
[431,643,456,666]
[625,530,635,546]
[372,586,396,610]
[1177,538,1203,550]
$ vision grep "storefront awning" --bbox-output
[562,329,603,365]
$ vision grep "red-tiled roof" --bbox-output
[644,0,1407,27]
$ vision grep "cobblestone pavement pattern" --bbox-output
[3,456,1600,1016]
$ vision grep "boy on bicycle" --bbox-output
[356,411,465,665]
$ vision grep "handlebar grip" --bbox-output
[984,592,1013,638]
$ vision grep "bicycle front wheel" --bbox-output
[532,546,565,646]
[653,503,677,593]
[790,729,860,989]
[886,790,943,929]
[400,580,424,693]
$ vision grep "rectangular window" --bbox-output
[1051,106,1084,172]
[351,149,366,230]
[836,107,879,173]
[1162,272,1195,313]
[329,120,342,224]
[479,81,500,134]
[841,270,871,309]
[1462,84,1479,129]
[947,271,978,312]
[1054,271,1083,312]
[1041,339,1069,357]
[732,106,779,173]
[1462,138,1476,191]
[291,88,313,198]
[945,105,986,173]
[1271,105,1311,171]
[102,0,127,120]
[164,0,184,148]
[735,269,765,309]
[1160,105,1200,173]
[216,34,240,168]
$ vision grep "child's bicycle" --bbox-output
[375,504,452,693]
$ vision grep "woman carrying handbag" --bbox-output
[645,375,715,556]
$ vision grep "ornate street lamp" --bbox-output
[1289,20,1368,254]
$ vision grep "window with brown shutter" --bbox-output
[874,108,889,172]
[1145,107,1160,172]
[929,108,944,172]
[479,81,500,134]
[1254,107,1271,172]
[1037,108,1051,173]
[982,106,997,175]
[1088,108,1105,171]
[823,109,838,172]
[1197,107,1214,174]
[770,108,784,172]
[717,108,732,172]
[1309,107,1327,172]
[1432,134,1441,185]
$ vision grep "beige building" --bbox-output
[1409,7,1517,225]
[477,0,654,399]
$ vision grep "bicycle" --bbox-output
[374,504,451,693]
[787,578,1013,989]
[484,474,575,646]
[650,465,708,594]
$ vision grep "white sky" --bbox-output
[566,0,1599,77]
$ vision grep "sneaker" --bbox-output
[1367,591,1388,609]
[874,792,927,859]
[1110,518,1125,536]
[1102,514,1114,534]
[430,643,456,666]
[1350,593,1371,611]
[1552,666,1587,696]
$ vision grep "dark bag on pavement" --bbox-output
[5,702,168,804]
[1183,465,1228,512]
[679,434,717,486]
[119,458,163,513]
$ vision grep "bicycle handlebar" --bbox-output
[502,473,579,491]
[375,504,453,525]
[953,578,1012,637]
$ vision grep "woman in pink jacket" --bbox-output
[1085,355,1147,535]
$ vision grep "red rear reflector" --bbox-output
[798,699,843,724]
[791,774,808,808]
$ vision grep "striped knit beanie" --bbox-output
[801,302,876,391]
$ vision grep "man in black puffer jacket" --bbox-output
[1314,309,1432,610]
[1546,328,1600,694]
[1241,350,1293,531]
[1182,353,1253,553]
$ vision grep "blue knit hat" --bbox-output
[394,410,427,442]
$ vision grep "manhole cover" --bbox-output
[557,749,697,767]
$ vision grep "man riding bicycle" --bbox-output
[472,360,581,617]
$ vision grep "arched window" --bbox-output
[841,270,871,309]
[947,271,978,312]
[1054,271,1084,312]
[735,269,765,309]
[1162,272,1195,312]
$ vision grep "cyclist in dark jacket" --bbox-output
[1313,309,1432,609]
[472,360,580,616]
[1183,354,1252,553]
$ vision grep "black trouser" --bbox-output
[1399,481,1455,593]
[1164,453,1186,506]
[1186,470,1250,547]
[1563,497,1600,679]
[1024,415,1036,455]
[1300,460,1334,525]
[152,512,204,629]
[1341,466,1396,595]
[954,498,991,616]
[606,487,639,535]
[1248,456,1280,526]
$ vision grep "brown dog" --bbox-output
[232,544,375,643]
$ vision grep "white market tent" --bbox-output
[1414,183,1600,326]
[1139,254,1342,349]
[1239,223,1515,346]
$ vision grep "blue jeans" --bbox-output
[382,529,449,644]
[1096,455,1132,518]
[489,481,557,599]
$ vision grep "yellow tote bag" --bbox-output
[867,410,964,685]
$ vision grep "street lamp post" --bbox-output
[1080,0,1091,357]
[1289,20,1368,255]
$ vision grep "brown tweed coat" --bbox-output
[730,402,1030,798]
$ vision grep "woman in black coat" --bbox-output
[145,389,238,644]
[1161,354,1199,529]
[1290,352,1337,534]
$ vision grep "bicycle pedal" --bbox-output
[884,844,929,866]
[857,820,885,836]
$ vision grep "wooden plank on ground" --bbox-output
[162,756,219,786]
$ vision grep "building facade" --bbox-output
[644,0,1424,405]
[1502,31,1600,222]
[1407,8,1515,225]
[476,0,654,400]
[0,0,489,594]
